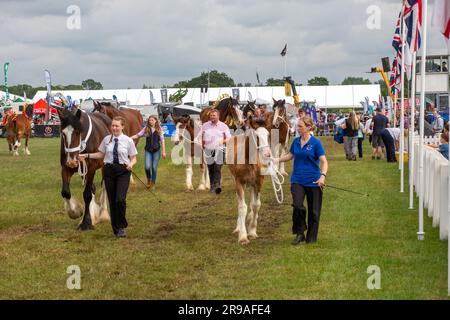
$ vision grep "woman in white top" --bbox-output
[79,116,137,238]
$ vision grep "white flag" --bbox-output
[432,0,450,52]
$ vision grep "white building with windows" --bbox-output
[415,54,449,111]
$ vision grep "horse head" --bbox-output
[24,104,34,119]
[272,98,287,128]
[92,100,106,114]
[56,106,85,169]
[226,97,244,128]
[242,100,257,119]
[172,114,193,145]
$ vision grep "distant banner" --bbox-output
[161,89,168,103]
[149,90,155,104]
[44,70,52,95]
[232,88,240,100]
[4,62,9,101]
[33,125,60,137]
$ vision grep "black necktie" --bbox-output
[113,138,119,164]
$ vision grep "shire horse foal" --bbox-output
[227,116,272,245]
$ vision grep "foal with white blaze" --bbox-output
[227,116,272,245]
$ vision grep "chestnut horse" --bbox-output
[92,101,143,138]
[200,97,244,130]
[57,105,112,230]
[171,114,210,191]
[6,104,33,156]
[265,99,290,176]
[227,115,272,244]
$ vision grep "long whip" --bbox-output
[131,171,163,203]
[325,184,369,197]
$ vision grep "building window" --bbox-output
[439,94,448,111]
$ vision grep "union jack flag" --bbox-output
[404,0,422,54]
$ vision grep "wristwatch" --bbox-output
[321,173,327,177]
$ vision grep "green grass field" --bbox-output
[0,136,448,299]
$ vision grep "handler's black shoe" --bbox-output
[215,187,222,194]
[291,234,305,245]
[116,229,126,238]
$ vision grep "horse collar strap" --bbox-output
[65,112,93,153]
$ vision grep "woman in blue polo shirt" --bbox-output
[276,116,328,245]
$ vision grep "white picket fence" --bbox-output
[412,133,448,240]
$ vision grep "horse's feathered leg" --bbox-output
[62,167,84,220]
[78,169,96,230]
[236,182,249,245]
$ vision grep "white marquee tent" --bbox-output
[32,84,381,109]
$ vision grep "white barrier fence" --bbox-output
[412,133,448,240]
[411,132,449,295]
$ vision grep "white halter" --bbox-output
[64,111,93,154]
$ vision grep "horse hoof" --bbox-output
[248,233,259,240]
[239,238,250,245]
[197,185,206,191]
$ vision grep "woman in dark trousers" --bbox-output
[276,116,328,245]
[79,116,138,238]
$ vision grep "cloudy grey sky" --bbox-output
[0,0,447,89]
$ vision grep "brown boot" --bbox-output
[148,181,154,190]
[146,179,152,188]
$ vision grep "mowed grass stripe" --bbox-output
[0,137,448,299]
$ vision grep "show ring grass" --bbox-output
[0,137,448,299]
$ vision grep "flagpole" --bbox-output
[418,0,428,241]
[400,10,406,191]
[409,51,417,209]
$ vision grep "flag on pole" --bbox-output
[392,7,412,77]
[280,44,287,57]
[256,71,260,85]
[149,90,154,104]
[390,56,402,95]
[431,0,450,51]
[404,0,423,54]
[4,62,10,102]
[44,70,52,95]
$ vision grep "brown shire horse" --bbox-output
[6,104,33,156]
[92,101,143,138]
[56,106,112,230]
[226,115,272,245]
[200,97,244,129]
[265,99,290,176]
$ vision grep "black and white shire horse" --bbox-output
[56,105,112,230]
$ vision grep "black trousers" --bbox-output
[380,129,396,162]
[205,148,225,190]
[104,163,131,234]
[358,137,364,158]
[291,184,323,242]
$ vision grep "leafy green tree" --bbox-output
[265,78,285,86]
[307,77,329,86]
[341,77,371,85]
[82,79,103,90]
[173,70,235,88]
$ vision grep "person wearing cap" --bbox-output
[371,108,389,160]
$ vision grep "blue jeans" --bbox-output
[145,149,161,183]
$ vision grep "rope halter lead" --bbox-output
[249,127,285,204]
[63,111,93,185]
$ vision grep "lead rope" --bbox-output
[250,129,285,204]
[78,158,88,186]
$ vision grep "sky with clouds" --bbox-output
[0,0,447,89]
